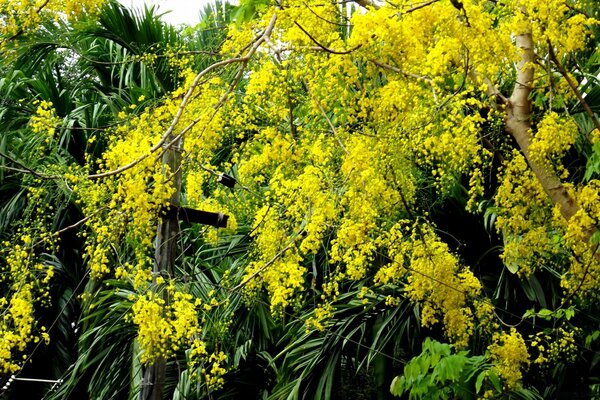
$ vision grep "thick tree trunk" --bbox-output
[504,30,581,223]
[139,139,183,400]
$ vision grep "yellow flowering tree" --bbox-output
[0,0,106,51]
[2,0,600,398]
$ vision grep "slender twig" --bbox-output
[404,0,440,13]
[369,59,432,83]
[305,3,353,27]
[0,0,50,45]
[54,214,94,235]
[230,233,302,293]
[352,0,380,9]
[304,79,349,154]
[548,39,600,134]
[0,150,60,179]
[294,22,361,55]
[0,165,38,175]
[564,2,594,19]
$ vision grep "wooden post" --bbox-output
[139,137,183,400]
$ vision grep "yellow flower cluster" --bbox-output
[495,151,560,277]
[0,0,106,48]
[131,291,202,363]
[202,351,227,391]
[489,328,530,389]
[306,302,334,332]
[67,68,242,379]
[29,100,60,150]
[373,222,410,285]
[530,326,579,365]
[131,289,229,389]
[420,99,486,192]
[529,112,578,178]
[16,0,595,382]
[245,250,304,314]
[561,180,600,294]
[508,0,598,56]
[0,285,35,373]
[331,137,411,280]
[77,72,232,281]
[373,223,489,348]
[404,227,487,348]
[187,341,228,391]
[219,2,514,331]
[0,233,54,373]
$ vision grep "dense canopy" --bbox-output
[1,0,600,399]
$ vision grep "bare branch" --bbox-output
[305,2,353,27]
[405,0,440,13]
[54,214,94,235]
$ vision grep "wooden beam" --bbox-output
[162,205,228,228]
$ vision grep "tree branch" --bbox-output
[87,13,278,180]
[304,79,349,154]
[504,30,581,225]
[294,22,361,55]
[547,39,600,135]
[404,0,440,13]
[0,150,60,179]
[370,59,432,83]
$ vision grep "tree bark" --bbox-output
[504,30,580,223]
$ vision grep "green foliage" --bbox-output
[585,141,600,181]
[232,0,272,24]
[390,338,487,400]
[2,1,600,399]
[49,280,138,400]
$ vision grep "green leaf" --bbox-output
[488,370,501,392]
[523,308,536,319]
[586,330,600,347]
[390,375,406,397]
[564,307,575,320]
[585,141,600,181]
[537,308,553,320]
[475,371,486,393]
[232,0,271,24]
[591,231,600,245]
[506,261,519,274]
